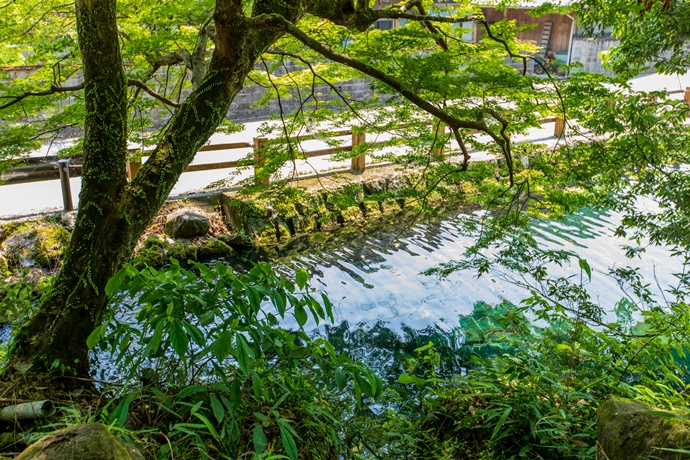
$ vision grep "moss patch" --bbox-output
[134,234,236,268]
[2,224,70,270]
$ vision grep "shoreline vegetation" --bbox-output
[2,166,690,459]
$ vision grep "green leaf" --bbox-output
[105,268,127,297]
[579,258,592,281]
[308,297,325,323]
[491,407,513,440]
[86,325,103,349]
[169,319,189,358]
[294,304,308,327]
[213,330,234,361]
[252,371,263,400]
[111,393,134,428]
[197,310,215,326]
[149,320,165,354]
[280,424,299,460]
[209,393,225,423]
[288,346,311,360]
[253,423,268,454]
[245,285,262,313]
[398,374,426,388]
[236,334,255,375]
[335,368,347,391]
[182,321,205,347]
[272,290,287,317]
[295,268,309,290]
[231,378,242,411]
[178,385,205,398]
[192,412,220,441]
[321,293,333,321]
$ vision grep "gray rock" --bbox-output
[60,211,78,230]
[2,224,70,269]
[16,423,143,460]
[598,397,690,460]
[164,209,210,238]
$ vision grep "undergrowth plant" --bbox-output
[410,216,690,459]
[90,259,382,459]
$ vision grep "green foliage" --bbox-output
[0,271,53,325]
[91,259,381,458]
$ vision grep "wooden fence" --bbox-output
[3,86,689,211]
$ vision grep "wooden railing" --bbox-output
[3,85,690,211]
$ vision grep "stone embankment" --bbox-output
[0,165,477,275]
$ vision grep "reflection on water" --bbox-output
[230,207,682,374]
[243,207,679,329]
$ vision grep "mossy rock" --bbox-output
[598,397,690,460]
[0,220,41,244]
[361,200,382,218]
[380,198,402,214]
[135,234,194,266]
[340,205,363,223]
[2,224,70,269]
[223,197,277,242]
[16,423,143,460]
[293,191,324,216]
[0,256,8,277]
[361,177,389,195]
[198,238,235,258]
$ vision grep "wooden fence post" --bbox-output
[684,87,690,105]
[351,130,366,172]
[253,137,269,187]
[431,122,446,158]
[554,117,566,137]
[126,158,142,181]
[57,159,74,212]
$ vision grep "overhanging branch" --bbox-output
[127,79,181,107]
[264,15,485,134]
[0,82,84,111]
[0,79,181,112]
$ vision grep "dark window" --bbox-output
[374,19,394,30]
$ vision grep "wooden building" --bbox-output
[477,5,576,65]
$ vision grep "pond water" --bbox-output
[218,203,683,375]
[254,205,681,332]
[3,203,682,380]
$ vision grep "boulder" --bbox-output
[16,423,143,460]
[164,209,210,238]
[598,397,690,460]
[2,224,70,269]
[135,234,235,267]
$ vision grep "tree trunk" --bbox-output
[7,0,290,379]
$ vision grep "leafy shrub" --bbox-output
[91,258,382,459]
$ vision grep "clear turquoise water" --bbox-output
[266,206,681,334]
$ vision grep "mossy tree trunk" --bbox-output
[8,0,298,378]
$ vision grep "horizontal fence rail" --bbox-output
[2,86,689,211]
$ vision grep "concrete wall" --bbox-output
[570,37,619,76]
[223,77,378,123]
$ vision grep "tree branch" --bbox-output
[264,16,485,134]
[127,79,181,107]
[0,79,181,112]
[0,82,84,111]
[148,49,192,74]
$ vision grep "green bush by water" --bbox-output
[6,254,690,459]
